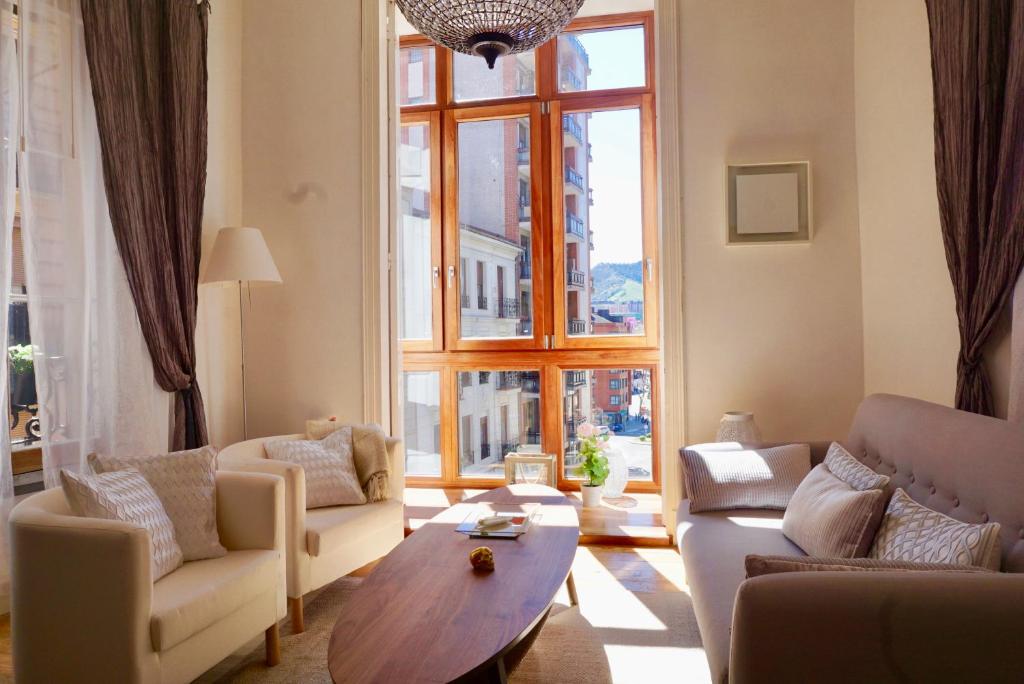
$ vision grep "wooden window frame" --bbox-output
[399,12,661,494]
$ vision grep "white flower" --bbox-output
[576,422,595,438]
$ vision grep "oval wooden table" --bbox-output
[327,484,580,683]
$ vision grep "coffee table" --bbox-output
[327,484,580,683]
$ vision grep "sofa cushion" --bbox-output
[150,549,278,652]
[681,443,811,513]
[782,464,887,558]
[823,442,890,491]
[870,488,1003,570]
[745,554,995,577]
[677,500,803,684]
[306,499,403,557]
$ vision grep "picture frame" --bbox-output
[503,453,557,488]
[726,161,812,244]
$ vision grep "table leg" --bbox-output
[566,571,579,607]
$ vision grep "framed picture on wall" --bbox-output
[726,161,812,244]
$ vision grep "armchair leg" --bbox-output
[289,596,305,633]
[265,623,281,666]
[566,571,579,607]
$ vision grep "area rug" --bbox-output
[198,572,708,684]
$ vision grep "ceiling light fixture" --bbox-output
[396,0,587,70]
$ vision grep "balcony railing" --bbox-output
[565,166,585,191]
[565,34,590,65]
[480,444,490,460]
[568,319,587,335]
[516,146,529,165]
[497,297,520,319]
[560,66,583,91]
[587,188,595,205]
[566,370,588,388]
[517,254,532,280]
[562,115,583,143]
[478,295,488,310]
[518,205,530,223]
[501,442,521,456]
[566,211,586,238]
[461,294,470,308]
[567,269,586,288]
[497,371,522,390]
[522,378,540,393]
[589,228,595,250]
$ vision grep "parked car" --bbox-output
[611,424,624,433]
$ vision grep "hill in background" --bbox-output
[592,261,643,303]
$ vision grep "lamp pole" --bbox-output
[239,279,248,440]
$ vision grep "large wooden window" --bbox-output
[398,12,659,492]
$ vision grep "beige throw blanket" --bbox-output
[306,419,392,502]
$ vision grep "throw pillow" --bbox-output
[89,446,226,561]
[681,443,811,513]
[823,442,890,491]
[869,488,1003,570]
[265,430,367,508]
[782,464,887,558]
[745,553,994,578]
[61,468,183,581]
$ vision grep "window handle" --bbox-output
[432,266,440,289]
[447,265,455,288]
[646,258,653,282]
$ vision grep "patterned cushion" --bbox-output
[823,442,890,491]
[782,464,887,558]
[869,488,1003,570]
[89,446,226,561]
[745,553,995,578]
[265,430,366,509]
[61,469,183,581]
[681,443,811,513]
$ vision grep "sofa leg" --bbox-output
[289,596,305,634]
[265,623,281,666]
[566,571,579,607]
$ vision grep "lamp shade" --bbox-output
[200,226,282,285]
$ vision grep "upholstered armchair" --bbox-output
[9,471,286,684]
[217,433,404,632]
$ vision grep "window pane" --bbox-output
[398,123,433,341]
[399,46,436,106]
[403,371,441,476]
[458,117,532,339]
[557,25,646,93]
[458,370,541,478]
[453,50,536,102]
[563,368,652,481]
[563,108,644,337]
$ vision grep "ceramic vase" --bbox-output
[602,446,628,498]
[581,484,604,508]
[715,411,762,444]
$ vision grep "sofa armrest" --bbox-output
[216,470,285,552]
[730,571,1024,684]
[385,436,404,501]
[10,490,155,682]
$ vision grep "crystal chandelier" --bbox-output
[396,0,587,69]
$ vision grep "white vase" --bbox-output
[580,484,604,508]
[716,411,762,444]
[602,447,628,498]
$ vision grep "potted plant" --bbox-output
[575,422,610,508]
[8,344,36,408]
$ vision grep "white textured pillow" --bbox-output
[823,442,890,491]
[89,446,226,561]
[265,430,366,509]
[682,443,811,513]
[870,489,1002,570]
[61,469,183,581]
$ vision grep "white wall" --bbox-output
[196,0,244,448]
[679,0,865,444]
[239,1,368,437]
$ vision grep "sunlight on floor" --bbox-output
[572,547,667,631]
[630,548,690,593]
[604,645,711,684]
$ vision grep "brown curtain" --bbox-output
[80,0,210,449]
[925,0,1024,416]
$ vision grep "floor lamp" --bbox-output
[200,226,282,439]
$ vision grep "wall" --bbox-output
[679,0,865,444]
[853,0,1013,418]
[239,1,368,437]
[196,0,244,448]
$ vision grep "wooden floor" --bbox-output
[404,487,672,546]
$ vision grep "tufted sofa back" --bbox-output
[844,394,1024,572]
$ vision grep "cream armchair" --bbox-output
[10,471,286,684]
[217,432,404,632]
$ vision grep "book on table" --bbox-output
[456,503,541,539]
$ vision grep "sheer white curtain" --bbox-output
[19,0,169,488]
[0,0,18,503]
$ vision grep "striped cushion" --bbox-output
[869,488,1003,570]
[823,442,889,491]
[745,553,994,578]
[782,464,887,558]
[61,468,183,581]
[682,443,810,513]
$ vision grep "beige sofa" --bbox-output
[217,432,404,632]
[10,471,286,684]
[677,394,1024,684]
